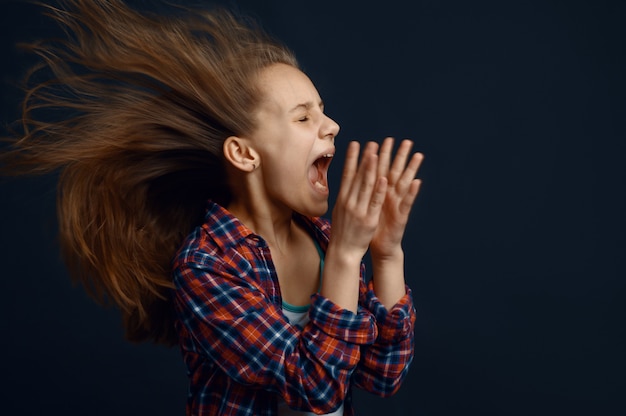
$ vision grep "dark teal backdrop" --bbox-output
[1,0,624,415]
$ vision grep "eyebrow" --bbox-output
[289,100,324,113]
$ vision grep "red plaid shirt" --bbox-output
[172,201,416,415]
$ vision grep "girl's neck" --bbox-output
[227,199,297,250]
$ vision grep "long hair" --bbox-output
[1,0,298,345]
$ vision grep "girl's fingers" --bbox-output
[348,141,377,205]
[377,137,394,179]
[339,139,423,216]
[337,141,360,201]
[368,176,388,216]
[361,141,379,164]
[388,139,414,186]
[399,179,422,215]
[355,151,379,208]
[395,151,424,195]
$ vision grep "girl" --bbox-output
[2,1,423,414]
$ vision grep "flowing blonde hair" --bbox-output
[1,0,298,345]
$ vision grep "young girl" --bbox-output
[2,1,423,415]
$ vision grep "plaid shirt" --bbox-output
[172,201,416,415]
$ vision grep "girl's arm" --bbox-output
[321,141,389,312]
[369,138,423,309]
[350,138,422,395]
[321,138,422,312]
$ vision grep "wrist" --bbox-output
[370,249,406,310]
[325,240,366,266]
[320,242,363,313]
[370,246,404,264]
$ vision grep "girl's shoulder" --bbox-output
[173,201,252,266]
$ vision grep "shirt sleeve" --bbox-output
[173,247,378,414]
[352,276,416,397]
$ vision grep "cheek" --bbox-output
[274,163,304,186]
[262,158,307,198]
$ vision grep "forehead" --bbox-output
[256,64,320,112]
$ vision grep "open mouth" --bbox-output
[309,153,334,193]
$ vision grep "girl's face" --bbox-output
[249,63,340,217]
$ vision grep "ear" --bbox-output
[223,136,259,173]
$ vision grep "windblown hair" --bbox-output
[1,0,297,345]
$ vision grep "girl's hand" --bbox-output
[321,141,387,312]
[329,140,388,262]
[369,138,423,260]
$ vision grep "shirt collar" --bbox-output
[202,201,259,250]
[202,200,330,251]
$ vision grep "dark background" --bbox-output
[1,0,624,415]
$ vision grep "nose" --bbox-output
[322,114,340,141]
